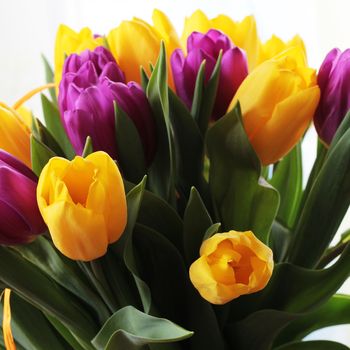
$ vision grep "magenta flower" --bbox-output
[171,29,248,120]
[0,151,46,245]
[314,48,350,144]
[59,46,156,164]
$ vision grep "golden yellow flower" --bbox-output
[189,231,273,305]
[229,47,320,165]
[181,10,259,70]
[54,24,104,86]
[37,151,127,261]
[258,34,306,66]
[107,9,180,85]
[0,103,31,167]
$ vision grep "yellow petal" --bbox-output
[16,106,32,129]
[252,86,320,165]
[0,103,31,167]
[2,289,16,350]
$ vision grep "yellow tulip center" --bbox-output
[62,157,96,206]
[207,240,254,285]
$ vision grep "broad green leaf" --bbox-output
[92,306,193,350]
[0,291,70,350]
[206,104,279,243]
[133,224,226,350]
[114,101,146,183]
[228,243,350,321]
[147,42,175,205]
[82,136,93,157]
[288,128,350,267]
[169,89,204,200]
[0,247,98,346]
[195,52,222,135]
[123,177,152,313]
[41,94,75,159]
[270,220,292,262]
[270,143,302,229]
[30,135,56,176]
[275,294,350,346]
[14,236,110,324]
[225,309,297,350]
[274,340,349,350]
[41,54,57,104]
[183,187,213,264]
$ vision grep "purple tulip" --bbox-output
[59,46,156,164]
[314,48,350,144]
[171,29,248,120]
[0,151,46,245]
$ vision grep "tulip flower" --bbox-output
[314,48,350,145]
[54,24,104,86]
[171,29,248,120]
[0,150,46,245]
[59,47,156,164]
[0,103,31,167]
[181,10,259,70]
[189,231,273,304]
[36,151,127,261]
[107,9,180,85]
[229,47,320,165]
[257,34,306,66]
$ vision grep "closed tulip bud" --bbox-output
[189,231,273,304]
[314,48,350,144]
[230,47,320,165]
[0,151,46,245]
[258,34,306,66]
[107,9,180,85]
[171,29,248,120]
[36,151,127,261]
[181,10,259,70]
[0,103,31,167]
[54,24,104,86]
[59,47,156,164]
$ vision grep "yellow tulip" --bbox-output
[107,9,180,85]
[16,105,32,129]
[54,24,104,86]
[258,34,306,66]
[229,47,320,165]
[189,231,273,305]
[37,151,127,261]
[181,10,259,70]
[0,103,31,167]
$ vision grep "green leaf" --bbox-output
[41,94,75,159]
[275,294,350,346]
[195,52,222,135]
[0,246,98,346]
[30,135,56,176]
[206,104,279,243]
[92,306,193,350]
[147,42,175,205]
[330,109,350,147]
[288,128,350,267]
[169,89,204,199]
[270,143,302,229]
[270,220,292,262]
[0,291,71,350]
[123,177,152,313]
[14,236,110,324]
[274,340,349,350]
[202,223,221,241]
[228,243,350,321]
[114,101,146,183]
[41,54,57,104]
[183,187,213,264]
[225,309,297,350]
[140,67,149,91]
[82,136,93,157]
[190,61,206,120]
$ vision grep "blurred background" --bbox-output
[0,0,349,345]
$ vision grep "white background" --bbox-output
[0,0,349,346]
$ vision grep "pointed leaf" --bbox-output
[31,135,56,176]
[274,340,349,350]
[41,54,57,104]
[82,136,93,157]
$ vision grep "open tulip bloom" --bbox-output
[0,9,349,350]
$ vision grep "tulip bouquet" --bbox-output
[0,9,350,350]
